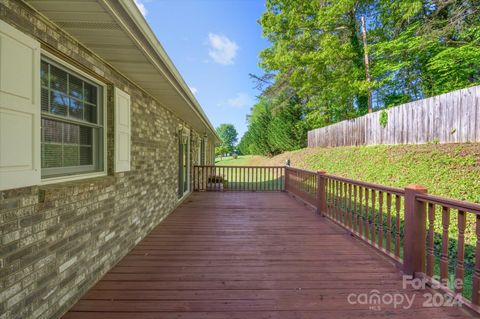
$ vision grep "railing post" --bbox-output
[316,171,327,215]
[403,184,428,277]
[284,166,289,192]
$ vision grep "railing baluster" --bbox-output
[325,178,330,216]
[269,167,272,191]
[223,166,226,191]
[426,203,435,277]
[378,191,383,248]
[338,180,342,222]
[330,179,334,218]
[345,182,349,226]
[365,188,369,241]
[353,185,358,232]
[203,166,206,191]
[262,167,265,191]
[395,194,401,258]
[210,166,214,191]
[371,189,376,244]
[278,167,281,191]
[275,168,280,191]
[271,167,273,191]
[245,167,248,191]
[473,214,480,305]
[219,166,222,191]
[339,180,343,223]
[455,210,466,295]
[348,183,352,229]
[341,181,346,225]
[205,166,208,191]
[440,206,450,283]
[275,167,278,191]
[359,187,363,236]
[386,193,392,253]
[335,179,339,221]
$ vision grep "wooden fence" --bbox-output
[193,164,480,312]
[308,85,480,147]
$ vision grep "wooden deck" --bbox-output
[63,192,475,319]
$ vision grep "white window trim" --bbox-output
[40,50,108,185]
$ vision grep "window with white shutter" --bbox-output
[0,21,41,190]
[114,88,131,172]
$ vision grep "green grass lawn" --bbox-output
[215,155,258,166]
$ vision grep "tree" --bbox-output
[215,145,229,160]
[215,124,238,153]
[372,0,480,102]
[259,0,371,128]
[239,0,480,158]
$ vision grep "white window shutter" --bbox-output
[0,21,41,191]
[114,88,131,172]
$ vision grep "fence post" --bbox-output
[403,184,428,277]
[316,171,327,215]
[284,166,289,192]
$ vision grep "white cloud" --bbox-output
[226,93,253,108]
[134,0,148,17]
[189,87,198,95]
[207,33,239,65]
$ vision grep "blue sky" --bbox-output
[135,0,269,139]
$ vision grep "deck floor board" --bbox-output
[63,192,475,318]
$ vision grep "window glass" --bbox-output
[40,57,104,178]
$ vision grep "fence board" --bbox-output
[308,85,480,148]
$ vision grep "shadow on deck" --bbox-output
[63,192,475,319]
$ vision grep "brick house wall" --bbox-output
[0,1,215,318]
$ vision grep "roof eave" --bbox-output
[114,0,220,143]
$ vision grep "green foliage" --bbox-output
[259,0,370,125]
[379,110,388,128]
[244,0,480,145]
[216,124,238,152]
[247,99,278,156]
[215,145,229,158]
[372,0,480,99]
[240,0,480,159]
[238,96,308,156]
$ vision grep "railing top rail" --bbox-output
[416,193,480,215]
[285,166,318,175]
[325,174,405,196]
[194,165,285,169]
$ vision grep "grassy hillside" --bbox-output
[221,144,480,203]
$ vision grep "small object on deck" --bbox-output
[207,175,225,191]
[286,158,291,166]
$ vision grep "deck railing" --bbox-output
[193,165,285,192]
[284,167,318,207]
[415,194,480,307]
[324,174,406,265]
[193,164,480,312]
